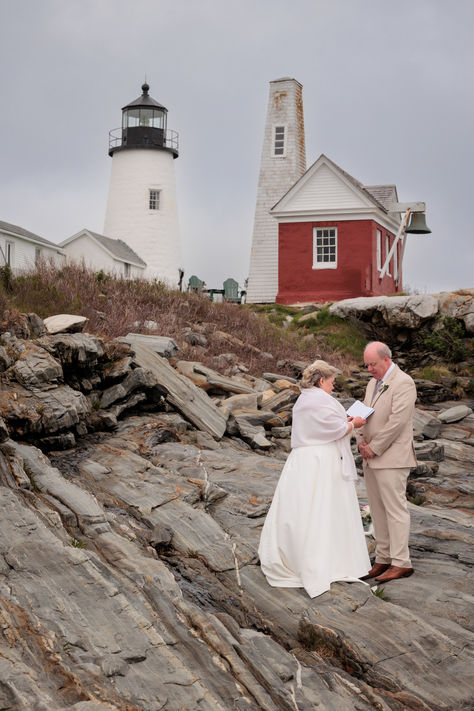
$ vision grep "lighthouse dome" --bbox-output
[108,83,178,158]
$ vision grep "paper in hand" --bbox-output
[346,400,374,419]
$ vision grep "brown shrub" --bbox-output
[5,263,355,376]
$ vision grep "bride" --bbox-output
[258,360,370,598]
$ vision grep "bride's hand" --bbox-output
[350,416,366,429]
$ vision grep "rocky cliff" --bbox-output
[0,305,472,711]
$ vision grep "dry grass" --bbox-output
[1,262,358,377]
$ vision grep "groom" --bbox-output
[358,341,417,582]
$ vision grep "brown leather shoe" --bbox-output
[360,562,391,580]
[375,565,414,582]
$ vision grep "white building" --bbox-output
[0,220,64,273]
[60,229,146,278]
[103,83,182,288]
[246,78,307,303]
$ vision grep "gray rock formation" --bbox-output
[329,291,473,332]
[0,323,472,710]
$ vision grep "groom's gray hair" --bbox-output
[365,341,392,359]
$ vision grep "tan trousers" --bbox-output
[363,466,411,568]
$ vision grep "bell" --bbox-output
[405,212,431,234]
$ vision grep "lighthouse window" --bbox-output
[273,125,286,156]
[149,190,160,210]
[313,228,337,269]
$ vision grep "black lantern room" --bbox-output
[108,83,179,158]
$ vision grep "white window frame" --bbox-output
[5,241,14,266]
[124,262,131,278]
[273,125,286,157]
[313,227,337,269]
[376,229,382,272]
[385,234,391,277]
[149,189,160,210]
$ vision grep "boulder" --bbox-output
[414,441,445,462]
[100,367,155,409]
[381,294,439,328]
[39,333,106,369]
[25,312,46,337]
[183,330,208,347]
[119,333,179,358]
[272,378,300,392]
[43,314,88,334]
[262,388,298,413]
[175,360,210,389]
[438,405,473,423]
[218,392,259,412]
[329,294,440,328]
[438,290,473,321]
[262,372,298,384]
[102,356,133,382]
[413,408,441,439]
[0,382,90,438]
[414,378,451,403]
[436,438,474,464]
[193,364,255,394]
[11,342,63,389]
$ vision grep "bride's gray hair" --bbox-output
[301,360,340,389]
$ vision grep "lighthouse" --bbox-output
[103,83,182,286]
[246,78,306,303]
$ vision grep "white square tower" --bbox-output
[246,78,306,303]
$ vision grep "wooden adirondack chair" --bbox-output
[187,275,205,293]
[223,278,241,303]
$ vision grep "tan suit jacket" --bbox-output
[358,364,417,469]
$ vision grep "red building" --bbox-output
[272,155,403,304]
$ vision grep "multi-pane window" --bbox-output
[273,125,285,156]
[35,247,42,266]
[313,227,337,269]
[149,189,160,210]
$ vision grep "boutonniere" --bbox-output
[380,382,389,393]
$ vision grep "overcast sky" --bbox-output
[0,0,472,294]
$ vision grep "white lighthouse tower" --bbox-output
[103,83,181,286]
[246,78,306,303]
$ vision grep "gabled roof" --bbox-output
[0,220,64,251]
[270,154,400,230]
[364,184,399,211]
[60,229,146,268]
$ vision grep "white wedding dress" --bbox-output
[258,387,370,598]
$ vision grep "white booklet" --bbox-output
[346,400,374,419]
